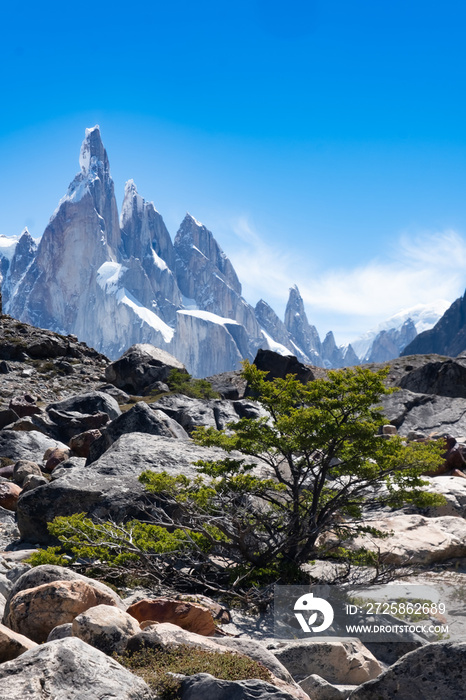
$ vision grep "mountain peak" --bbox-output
[184,212,204,228]
[79,125,108,176]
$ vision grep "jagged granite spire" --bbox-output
[10,126,120,332]
[119,180,181,324]
[255,298,308,362]
[284,285,322,364]
[2,228,37,308]
[174,213,241,296]
[120,180,176,270]
[174,213,261,338]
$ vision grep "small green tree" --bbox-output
[181,363,445,578]
[31,363,445,604]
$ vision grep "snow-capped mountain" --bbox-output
[0,127,448,375]
[0,127,302,375]
[350,301,450,363]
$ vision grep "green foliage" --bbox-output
[165,368,220,399]
[115,644,272,699]
[30,363,446,605]
[27,546,69,567]
[189,362,445,579]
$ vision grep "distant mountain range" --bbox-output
[0,127,449,376]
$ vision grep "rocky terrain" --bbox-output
[0,317,466,699]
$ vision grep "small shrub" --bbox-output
[115,644,272,699]
[165,369,219,399]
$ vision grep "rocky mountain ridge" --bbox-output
[0,126,443,376]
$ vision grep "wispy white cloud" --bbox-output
[227,219,466,344]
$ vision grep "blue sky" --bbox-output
[2,0,466,344]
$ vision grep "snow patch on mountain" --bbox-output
[152,249,168,271]
[177,309,241,326]
[351,300,450,361]
[0,235,20,261]
[260,329,293,356]
[97,262,128,293]
[116,288,174,343]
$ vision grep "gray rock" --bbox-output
[363,639,425,666]
[0,408,19,430]
[15,433,233,544]
[380,388,466,437]
[72,604,141,654]
[152,394,235,434]
[152,394,265,435]
[205,370,246,399]
[299,675,355,700]
[46,622,73,641]
[12,460,42,486]
[97,383,131,404]
[0,430,68,464]
[49,456,87,480]
[88,401,189,462]
[252,348,315,384]
[46,390,121,420]
[105,343,186,394]
[180,672,298,700]
[0,637,153,699]
[0,506,18,550]
[348,641,466,699]
[270,639,382,685]
[399,358,466,398]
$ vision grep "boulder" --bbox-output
[44,447,71,473]
[46,622,73,641]
[0,622,37,662]
[299,675,355,700]
[0,482,22,511]
[0,408,19,430]
[11,460,42,486]
[21,474,48,492]
[180,673,300,700]
[3,565,123,624]
[348,641,466,699]
[411,475,466,518]
[88,401,189,462]
[126,597,218,635]
[72,604,140,654]
[16,433,233,544]
[0,637,153,699]
[46,391,121,421]
[125,624,308,700]
[0,430,68,464]
[250,349,314,384]
[7,579,121,643]
[398,358,466,398]
[105,343,187,394]
[8,396,41,418]
[347,514,466,565]
[46,408,109,441]
[270,639,382,685]
[205,370,246,399]
[126,621,230,655]
[69,428,102,458]
[96,383,131,404]
[380,388,466,438]
[152,394,264,434]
